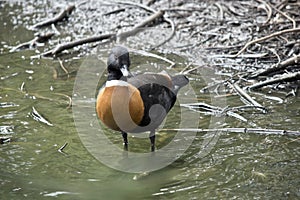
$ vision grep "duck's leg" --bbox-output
[122,131,128,151]
[149,130,155,152]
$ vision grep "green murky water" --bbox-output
[1,1,300,199]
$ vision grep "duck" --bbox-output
[96,46,189,151]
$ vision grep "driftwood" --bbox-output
[249,71,300,90]
[113,1,175,49]
[118,10,165,41]
[32,5,76,29]
[41,33,116,57]
[9,32,55,52]
[162,128,300,137]
[41,9,165,57]
[17,0,175,57]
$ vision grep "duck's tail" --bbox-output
[171,75,189,94]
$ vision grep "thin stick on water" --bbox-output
[58,142,68,155]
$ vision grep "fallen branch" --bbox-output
[161,128,300,137]
[9,32,55,52]
[249,71,300,90]
[118,10,165,41]
[32,4,76,29]
[232,83,266,112]
[41,33,116,57]
[231,27,300,57]
[40,10,164,56]
[250,54,300,78]
[114,0,176,49]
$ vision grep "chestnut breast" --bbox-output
[96,80,144,132]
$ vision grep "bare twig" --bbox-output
[20,82,25,92]
[117,10,165,41]
[9,32,55,52]
[184,66,202,74]
[249,71,300,90]
[31,107,53,126]
[232,27,300,57]
[232,83,265,112]
[32,5,76,29]
[151,15,176,49]
[51,24,61,35]
[0,137,11,144]
[41,10,165,56]
[262,45,281,66]
[181,102,248,122]
[54,93,72,109]
[103,8,126,16]
[211,53,268,58]
[41,33,116,56]
[180,62,193,74]
[214,2,224,20]
[58,142,68,155]
[161,128,300,137]
[130,48,176,68]
[146,0,157,7]
[251,54,300,78]
[114,0,156,13]
[57,58,69,78]
[114,0,175,49]
[269,3,296,28]
[255,0,272,24]
[76,0,90,7]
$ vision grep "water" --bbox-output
[1,1,300,199]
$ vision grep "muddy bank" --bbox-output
[3,0,300,94]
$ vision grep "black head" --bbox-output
[107,46,131,80]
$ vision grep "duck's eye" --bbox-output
[114,55,118,61]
